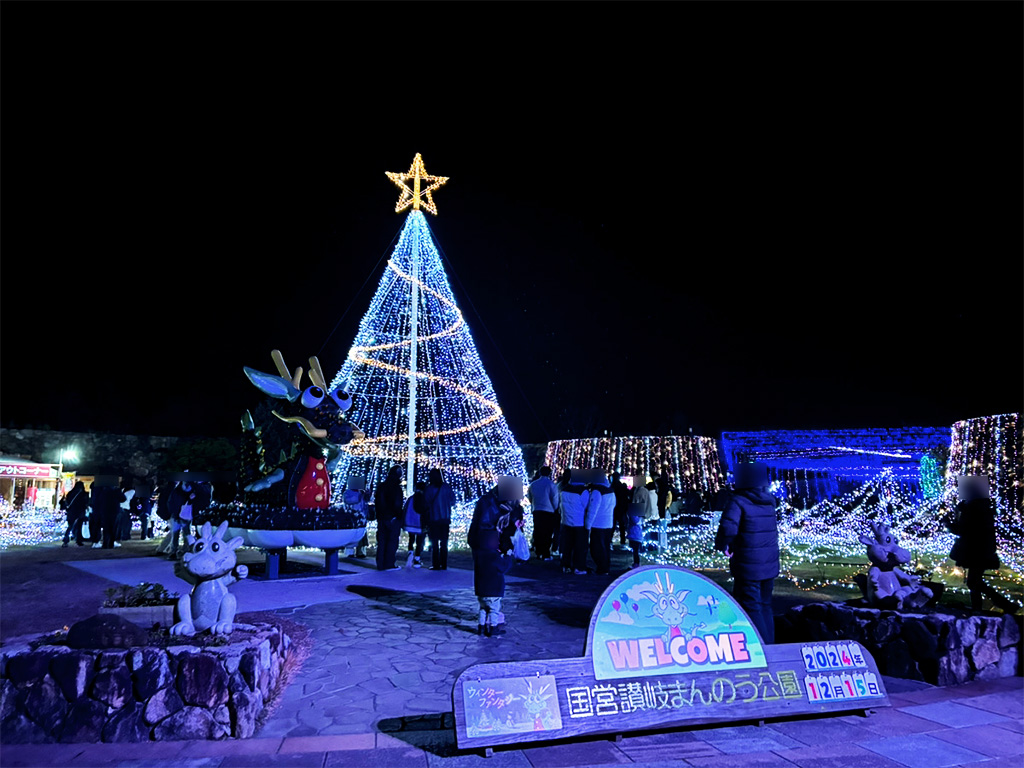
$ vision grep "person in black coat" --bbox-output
[945,475,1019,613]
[468,478,524,555]
[60,480,90,547]
[374,465,405,571]
[611,471,631,549]
[423,468,456,570]
[91,477,127,549]
[473,527,515,636]
[714,462,779,643]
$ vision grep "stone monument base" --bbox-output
[776,602,1021,686]
[1,622,291,743]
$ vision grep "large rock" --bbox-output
[50,651,96,702]
[998,615,1021,649]
[143,685,184,726]
[91,665,133,709]
[5,652,52,686]
[871,613,901,644]
[153,706,226,740]
[901,619,939,662]
[0,678,20,721]
[229,686,264,739]
[1,711,51,744]
[935,646,970,686]
[102,701,151,743]
[238,649,258,693]
[67,615,148,650]
[22,675,68,736]
[58,698,107,743]
[880,639,920,680]
[969,637,1001,672]
[956,616,980,647]
[176,654,229,708]
[130,649,174,700]
[997,647,1019,677]
[97,650,129,670]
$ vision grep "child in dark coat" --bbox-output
[473,527,515,636]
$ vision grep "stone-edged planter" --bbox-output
[777,602,1022,685]
[97,605,176,629]
[0,622,291,744]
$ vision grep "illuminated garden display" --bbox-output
[653,419,1023,605]
[543,435,724,497]
[719,427,951,506]
[327,154,527,543]
[945,413,1021,520]
[0,497,63,549]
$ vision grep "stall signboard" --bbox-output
[453,565,889,753]
[0,462,57,479]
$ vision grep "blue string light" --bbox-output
[327,210,528,540]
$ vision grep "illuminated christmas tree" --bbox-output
[328,154,527,530]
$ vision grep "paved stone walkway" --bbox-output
[1,543,1022,767]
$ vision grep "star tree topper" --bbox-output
[386,153,448,215]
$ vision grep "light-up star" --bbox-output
[386,153,448,215]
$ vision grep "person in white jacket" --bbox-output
[557,469,589,575]
[527,466,560,561]
[586,469,617,575]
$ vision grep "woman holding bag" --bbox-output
[61,481,89,547]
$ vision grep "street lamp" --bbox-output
[56,448,78,508]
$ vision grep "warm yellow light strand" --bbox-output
[385,153,449,215]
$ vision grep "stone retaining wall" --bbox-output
[777,603,1022,686]
[0,623,290,743]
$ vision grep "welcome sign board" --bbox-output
[453,565,889,752]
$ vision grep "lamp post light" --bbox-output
[56,447,78,508]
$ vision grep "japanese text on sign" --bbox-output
[564,669,804,718]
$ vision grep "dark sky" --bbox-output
[2,3,1021,447]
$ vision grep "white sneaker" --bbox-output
[114,542,121,548]
[413,559,422,569]
[92,542,103,549]
[574,569,588,575]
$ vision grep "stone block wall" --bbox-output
[777,602,1022,686]
[0,623,290,743]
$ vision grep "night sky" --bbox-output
[2,3,1021,448]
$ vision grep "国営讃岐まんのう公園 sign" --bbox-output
[452,565,889,752]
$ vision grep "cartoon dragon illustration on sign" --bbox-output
[639,571,706,644]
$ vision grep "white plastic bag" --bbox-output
[511,528,530,561]
[81,520,91,540]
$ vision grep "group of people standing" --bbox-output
[59,476,155,549]
[341,466,458,572]
[527,466,673,576]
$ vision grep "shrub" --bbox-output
[102,582,179,608]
